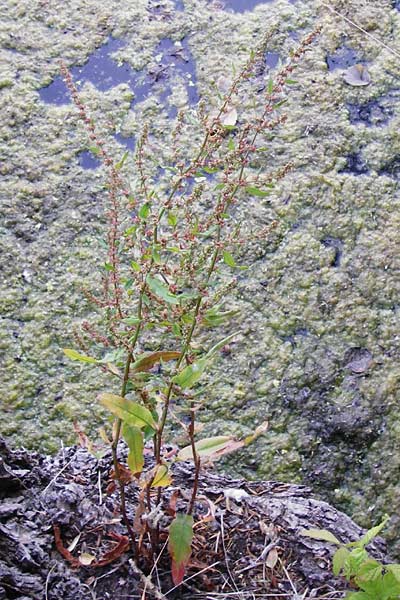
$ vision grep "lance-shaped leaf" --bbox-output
[146,275,180,305]
[245,186,271,198]
[99,393,157,431]
[131,351,181,373]
[299,528,341,546]
[173,333,239,389]
[172,357,207,389]
[203,308,240,327]
[63,348,98,364]
[123,424,144,476]
[205,332,239,358]
[168,514,194,586]
[178,436,233,461]
[151,464,172,487]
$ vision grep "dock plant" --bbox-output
[61,29,319,586]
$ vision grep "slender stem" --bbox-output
[110,289,145,561]
[187,400,201,515]
[111,350,137,558]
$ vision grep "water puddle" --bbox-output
[326,46,359,70]
[339,153,369,176]
[77,150,101,169]
[154,37,199,107]
[347,100,391,127]
[222,0,273,11]
[379,156,400,179]
[39,35,199,167]
[40,36,198,109]
[114,132,136,151]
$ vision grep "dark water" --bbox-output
[114,132,136,151]
[39,35,199,166]
[347,100,391,127]
[222,0,297,10]
[326,46,359,70]
[39,36,198,107]
[77,150,101,169]
[339,152,369,176]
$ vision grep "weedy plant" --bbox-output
[301,517,400,599]
[61,29,319,586]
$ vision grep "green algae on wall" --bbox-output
[1,0,400,554]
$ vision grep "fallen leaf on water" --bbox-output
[343,64,371,86]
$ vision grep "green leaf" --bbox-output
[381,571,400,599]
[152,247,162,264]
[98,393,157,430]
[332,547,350,576]
[227,138,235,151]
[172,357,207,389]
[146,275,180,305]
[202,166,219,174]
[168,514,194,586]
[356,559,383,583]
[167,212,178,227]
[178,436,232,461]
[130,260,141,272]
[203,308,239,327]
[139,203,151,219]
[125,225,138,237]
[115,151,129,170]
[172,323,182,337]
[273,99,288,109]
[151,464,172,487]
[387,564,400,583]
[285,79,298,85]
[104,262,115,271]
[63,348,98,364]
[205,332,238,358]
[267,77,274,94]
[123,424,144,475]
[299,528,341,546]
[122,316,141,326]
[88,145,101,156]
[245,186,271,198]
[223,250,236,267]
[348,515,389,549]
